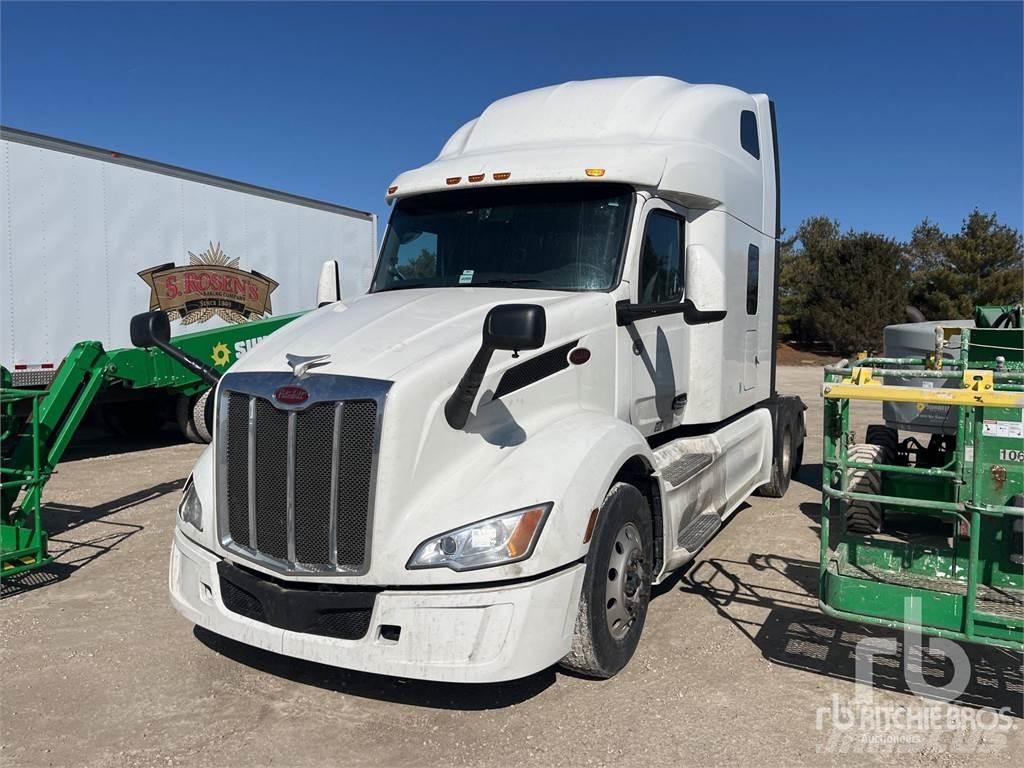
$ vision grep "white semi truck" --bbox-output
[158,76,806,682]
[1,127,376,440]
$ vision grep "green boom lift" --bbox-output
[1,311,304,577]
[820,305,1024,650]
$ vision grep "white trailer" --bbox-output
[162,76,806,681]
[0,126,376,400]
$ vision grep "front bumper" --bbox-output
[169,529,586,682]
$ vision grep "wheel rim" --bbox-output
[605,522,646,640]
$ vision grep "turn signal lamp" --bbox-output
[387,186,398,195]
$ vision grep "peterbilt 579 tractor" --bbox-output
[146,76,807,682]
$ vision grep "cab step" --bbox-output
[658,452,713,489]
[677,513,722,551]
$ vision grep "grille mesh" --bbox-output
[253,400,290,560]
[224,394,251,548]
[336,402,377,567]
[223,388,378,572]
[294,402,337,565]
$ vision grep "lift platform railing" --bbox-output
[819,339,1024,651]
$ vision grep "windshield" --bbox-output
[371,183,632,293]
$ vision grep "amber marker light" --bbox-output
[585,168,606,177]
[506,506,547,558]
[468,174,485,183]
[492,172,511,181]
[387,186,398,194]
[446,176,462,185]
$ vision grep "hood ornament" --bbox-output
[286,353,331,379]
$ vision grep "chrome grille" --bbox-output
[216,372,388,575]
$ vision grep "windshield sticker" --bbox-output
[459,270,475,285]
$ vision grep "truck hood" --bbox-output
[228,287,613,382]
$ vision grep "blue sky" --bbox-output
[2,1,1021,241]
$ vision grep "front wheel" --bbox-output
[560,482,652,679]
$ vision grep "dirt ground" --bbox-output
[2,366,1021,768]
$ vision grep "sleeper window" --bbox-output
[740,110,760,159]
[746,244,759,314]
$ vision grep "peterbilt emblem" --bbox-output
[286,353,331,378]
[274,385,309,405]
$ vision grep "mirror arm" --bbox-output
[151,338,222,387]
[616,299,727,327]
[444,345,494,430]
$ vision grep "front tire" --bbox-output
[560,482,652,679]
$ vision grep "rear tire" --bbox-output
[560,482,652,679]
[756,424,794,498]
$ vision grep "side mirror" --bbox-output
[316,260,341,307]
[445,304,546,430]
[483,304,546,353]
[129,310,221,387]
[130,310,171,348]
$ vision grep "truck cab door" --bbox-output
[623,199,689,435]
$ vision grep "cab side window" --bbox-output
[638,210,684,304]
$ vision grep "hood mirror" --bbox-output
[316,260,341,307]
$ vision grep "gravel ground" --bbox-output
[2,366,1020,768]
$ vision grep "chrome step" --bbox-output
[677,513,722,551]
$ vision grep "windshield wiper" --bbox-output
[470,279,544,287]
[376,282,434,292]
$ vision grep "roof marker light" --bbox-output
[468,174,485,183]
[387,186,398,194]
[446,176,462,185]
[585,168,605,177]
[492,172,511,181]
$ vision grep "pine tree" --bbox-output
[807,232,908,353]
[908,210,1023,320]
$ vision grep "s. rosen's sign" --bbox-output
[138,242,278,325]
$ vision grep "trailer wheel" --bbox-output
[756,423,795,498]
[560,482,652,679]
[192,390,213,443]
[844,427,896,533]
[176,395,203,443]
[176,392,213,444]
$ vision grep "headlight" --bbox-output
[178,477,203,531]
[406,503,551,571]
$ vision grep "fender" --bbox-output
[428,410,657,579]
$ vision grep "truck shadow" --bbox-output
[676,552,1023,717]
[1,478,184,598]
[193,626,556,709]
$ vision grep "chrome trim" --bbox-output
[247,397,258,551]
[329,402,343,568]
[286,411,297,563]
[215,371,391,578]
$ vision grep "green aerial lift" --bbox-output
[1,311,304,577]
[819,305,1024,650]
